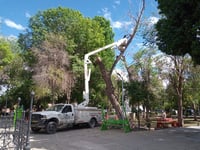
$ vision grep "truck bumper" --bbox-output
[31,119,47,129]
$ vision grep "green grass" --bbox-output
[183,118,200,127]
[128,116,200,128]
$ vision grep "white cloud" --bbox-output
[112,21,123,28]
[25,12,31,18]
[102,8,131,29]
[7,35,18,40]
[4,19,26,31]
[113,69,128,81]
[112,0,120,8]
[102,8,112,21]
[115,0,120,5]
[148,16,159,25]
[112,21,131,29]
[0,86,7,96]
[135,42,143,48]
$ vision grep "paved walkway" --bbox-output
[186,126,200,129]
[30,126,200,150]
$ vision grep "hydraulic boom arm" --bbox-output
[78,37,128,107]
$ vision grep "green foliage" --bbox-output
[127,48,164,111]
[93,16,115,70]
[30,33,73,104]
[127,81,146,105]
[184,65,200,108]
[18,7,115,106]
[0,37,34,110]
[165,83,178,110]
[0,38,14,70]
[156,0,200,64]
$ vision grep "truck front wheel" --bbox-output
[31,127,41,133]
[46,121,57,134]
[89,118,96,128]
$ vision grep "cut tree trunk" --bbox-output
[96,57,124,120]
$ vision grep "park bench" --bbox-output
[156,117,178,128]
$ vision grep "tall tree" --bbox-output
[184,65,200,121]
[0,38,14,108]
[161,55,192,126]
[18,1,145,120]
[96,0,145,119]
[156,0,200,65]
[32,33,73,104]
[124,48,163,119]
[0,37,31,109]
[0,38,14,78]
[18,7,114,106]
[127,80,146,128]
[144,18,194,126]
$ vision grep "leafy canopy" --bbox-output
[0,39,14,70]
[18,7,115,105]
[156,0,200,64]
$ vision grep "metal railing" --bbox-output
[0,112,28,150]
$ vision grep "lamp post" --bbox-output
[14,97,21,150]
[24,91,34,150]
[14,97,21,129]
[18,97,21,105]
[5,86,8,115]
[4,82,10,116]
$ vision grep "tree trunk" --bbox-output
[145,94,150,120]
[192,102,197,121]
[137,101,141,128]
[176,73,184,127]
[96,57,124,119]
[171,56,186,127]
[177,93,183,127]
[93,0,145,120]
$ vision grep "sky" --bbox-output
[0,0,159,37]
[0,0,160,77]
[0,0,159,67]
[0,0,159,94]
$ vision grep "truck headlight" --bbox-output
[41,115,47,120]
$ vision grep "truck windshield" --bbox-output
[46,104,64,112]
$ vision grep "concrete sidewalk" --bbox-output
[186,126,200,129]
[30,126,200,150]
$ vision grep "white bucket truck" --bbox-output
[31,103,101,134]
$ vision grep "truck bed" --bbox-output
[74,107,102,124]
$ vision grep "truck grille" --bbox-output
[32,114,43,121]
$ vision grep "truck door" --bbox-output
[62,105,74,124]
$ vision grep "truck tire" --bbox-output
[31,127,41,133]
[89,118,96,128]
[46,121,57,134]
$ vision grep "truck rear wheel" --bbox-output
[46,121,57,134]
[89,118,96,128]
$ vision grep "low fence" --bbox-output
[0,111,28,150]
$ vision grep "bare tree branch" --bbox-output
[110,0,145,74]
[95,0,145,120]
